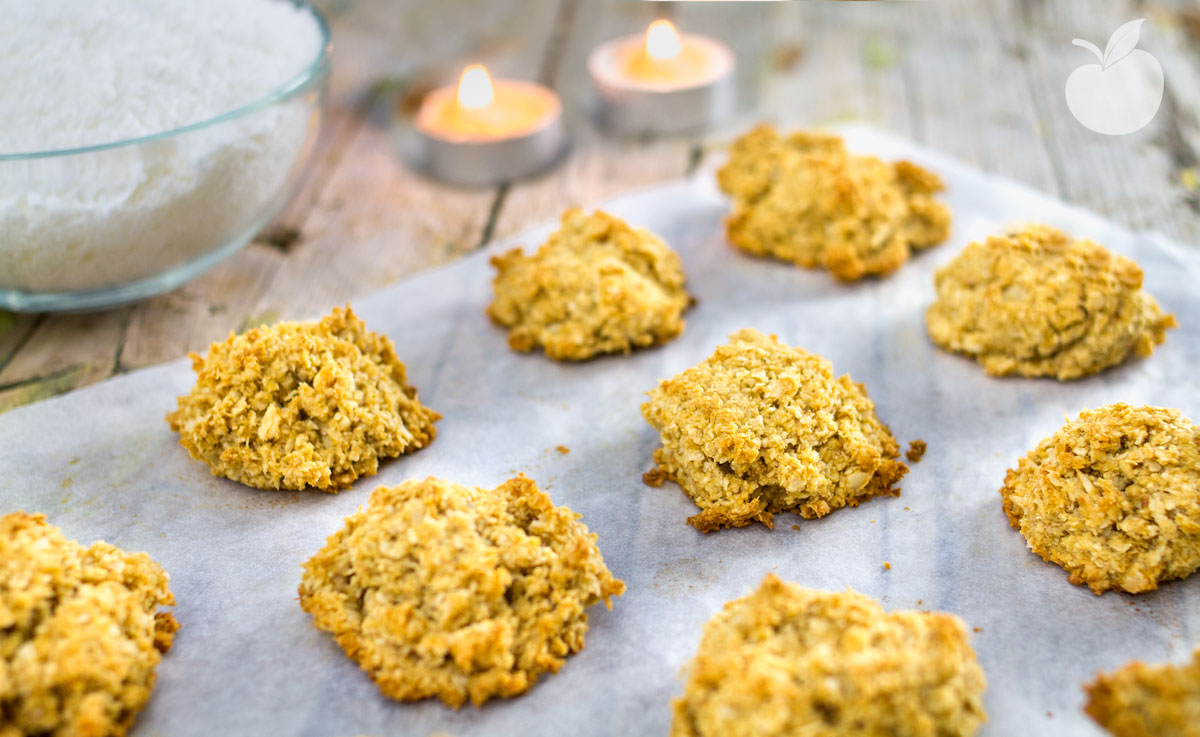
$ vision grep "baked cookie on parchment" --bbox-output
[167,306,439,491]
[298,475,624,708]
[487,208,691,360]
[717,125,950,281]
[1085,648,1200,737]
[926,224,1175,380]
[1,512,178,737]
[671,574,987,737]
[641,329,907,532]
[1000,403,1200,594]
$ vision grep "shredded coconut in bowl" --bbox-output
[0,0,324,296]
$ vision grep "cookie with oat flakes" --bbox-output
[1085,648,1200,737]
[167,306,439,491]
[671,574,987,737]
[641,328,907,532]
[717,125,950,281]
[1,512,178,737]
[298,475,624,708]
[487,208,691,361]
[926,224,1175,380]
[1000,403,1200,594]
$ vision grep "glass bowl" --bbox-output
[0,2,331,313]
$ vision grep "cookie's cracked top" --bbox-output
[487,208,691,361]
[717,125,950,281]
[1085,648,1200,737]
[1001,403,1200,594]
[642,329,906,532]
[1,513,178,737]
[926,225,1175,380]
[298,475,624,708]
[671,574,987,737]
[167,306,439,491]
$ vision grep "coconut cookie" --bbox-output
[1085,649,1200,737]
[926,225,1175,380]
[671,574,987,737]
[641,329,907,532]
[1000,404,1200,594]
[298,474,625,708]
[167,306,439,491]
[487,208,691,361]
[1,513,178,737]
[717,125,950,281]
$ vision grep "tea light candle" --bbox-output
[411,64,567,185]
[588,20,735,135]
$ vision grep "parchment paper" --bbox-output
[3,126,1199,737]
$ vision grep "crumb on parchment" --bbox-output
[906,439,927,462]
[643,467,668,487]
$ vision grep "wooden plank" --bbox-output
[743,1,900,130]
[904,0,1063,195]
[242,0,565,322]
[730,0,1064,200]
[244,114,497,320]
[0,309,130,411]
[1011,0,1200,243]
[119,243,287,369]
[726,0,1200,249]
[0,313,41,372]
[490,0,712,242]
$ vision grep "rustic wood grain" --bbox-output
[3,0,1198,411]
[1012,2,1200,243]
[0,309,130,412]
[492,2,690,241]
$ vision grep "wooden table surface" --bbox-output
[3,0,1198,412]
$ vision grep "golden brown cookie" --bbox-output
[1085,649,1200,737]
[671,574,987,737]
[1000,403,1200,594]
[926,225,1175,380]
[487,208,691,361]
[0,513,178,737]
[641,328,906,532]
[298,475,625,708]
[717,125,950,281]
[167,306,439,491]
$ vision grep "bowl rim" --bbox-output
[0,0,332,162]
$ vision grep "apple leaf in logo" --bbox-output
[1101,18,1145,69]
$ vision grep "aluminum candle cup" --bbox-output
[587,21,735,136]
[411,66,567,186]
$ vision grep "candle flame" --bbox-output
[645,19,682,61]
[457,64,494,110]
